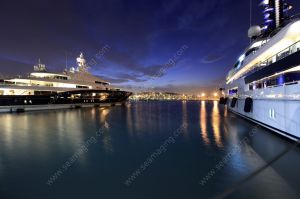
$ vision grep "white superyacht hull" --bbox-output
[223,1,300,141]
[226,83,300,140]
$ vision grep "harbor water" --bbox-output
[0,101,300,199]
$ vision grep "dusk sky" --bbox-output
[1,0,300,94]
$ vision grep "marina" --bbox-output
[1,0,300,198]
[0,101,300,199]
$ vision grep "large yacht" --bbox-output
[0,53,132,112]
[221,0,300,140]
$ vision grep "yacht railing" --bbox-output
[245,40,300,76]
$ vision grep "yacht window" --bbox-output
[228,89,238,95]
[54,76,68,80]
[233,62,239,69]
[277,49,290,61]
[295,42,300,51]
[249,84,253,90]
[249,72,300,90]
[76,85,89,89]
[4,81,14,85]
[95,81,109,85]
[34,91,54,95]
[257,82,263,89]
[245,47,258,57]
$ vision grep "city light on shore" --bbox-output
[129,91,221,101]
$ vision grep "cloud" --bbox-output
[139,65,166,77]
[97,73,147,84]
[100,49,173,79]
[96,76,128,84]
[201,54,225,64]
[115,73,147,82]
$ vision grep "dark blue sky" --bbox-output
[1,0,300,94]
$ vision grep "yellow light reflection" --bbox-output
[200,101,210,145]
[98,108,113,153]
[1,115,14,149]
[212,101,223,148]
[224,105,228,117]
[126,103,133,136]
[100,108,110,123]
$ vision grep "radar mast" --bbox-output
[76,52,89,73]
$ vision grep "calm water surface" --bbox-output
[0,101,300,199]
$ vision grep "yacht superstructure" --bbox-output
[0,53,131,112]
[221,0,300,140]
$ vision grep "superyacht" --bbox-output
[0,53,132,112]
[221,0,300,140]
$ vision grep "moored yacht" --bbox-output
[0,53,132,112]
[221,0,300,140]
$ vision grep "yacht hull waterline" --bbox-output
[0,53,132,113]
[0,90,131,113]
[221,0,300,141]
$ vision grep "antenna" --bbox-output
[34,58,47,72]
[250,0,252,27]
[65,52,68,71]
[249,0,253,44]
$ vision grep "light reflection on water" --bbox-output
[126,103,133,136]
[100,108,113,153]
[200,101,209,145]
[212,100,223,148]
[0,101,300,199]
